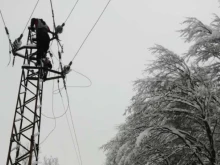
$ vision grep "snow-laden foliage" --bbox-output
[102,12,220,164]
[42,157,59,165]
[180,16,220,62]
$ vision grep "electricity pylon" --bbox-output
[5,29,63,165]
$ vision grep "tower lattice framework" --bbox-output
[6,30,63,165]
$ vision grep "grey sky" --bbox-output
[0,0,219,164]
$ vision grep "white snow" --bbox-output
[135,128,151,147]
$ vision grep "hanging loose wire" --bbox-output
[42,68,92,118]
[41,78,82,164]
[65,89,83,165]
[59,88,81,165]
[53,69,92,94]
[42,103,69,119]
[70,0,112,63]
[41,70,69,120]
[64,0,80,24]
[40,78,57,145]
[22,0,40,34]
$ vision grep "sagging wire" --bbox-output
[53,69,92,94]
[41,77,81,164]
[70,0,112,63]
[59,84,82,165]
[41,108,68,119]
[41,73,84,164]
[41,82,69,120]
[40,76,57,145]
[41,68,92,118]
[65,89,83,165]
[42,103,69,119]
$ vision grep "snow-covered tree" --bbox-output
[102,7,220,165]
[42,156,59,165]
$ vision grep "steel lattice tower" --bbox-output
[6,30,63,165]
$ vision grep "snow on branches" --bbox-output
[180,17,212,42]
[102,9,220,165]
[180,17,220,62]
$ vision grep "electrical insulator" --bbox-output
[13,39,22,50]
[55,25,63,34]
[13,34,23,50]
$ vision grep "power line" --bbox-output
[22,0,40,34]
[40,78,57,145]
[0,9,11,42]
[69,69,93,87]
[53,69,92,94]
[0,9,7,27]
[64,0,80,24]
[50,0,56,31]
[0,9,13,66]
[43,68,92,119]
[41,68,69,119]
[7,42,11,66]
[41,99,69,119]
[59,89,81,165]
[48,0,57,61]
[41,73,81,164]
[65,89,83,165]
[70,0,112,63]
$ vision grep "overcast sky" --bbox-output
[0,0,220,165]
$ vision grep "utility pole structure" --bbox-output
[5,29,63,165]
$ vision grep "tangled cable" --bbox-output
[53,69,92,94]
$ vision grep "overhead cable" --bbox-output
[65,89,83,165]
[59,89,81,165]
[64,0,80,24]
[41,98,69,119]
[0,9,7,27]
[53,69,92,94]
[0,9,13,66]
[40,78,57,145]
[50,0,56,31]
[22,0,40,34]
[70,0,112,63]
[41,70,68,119]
